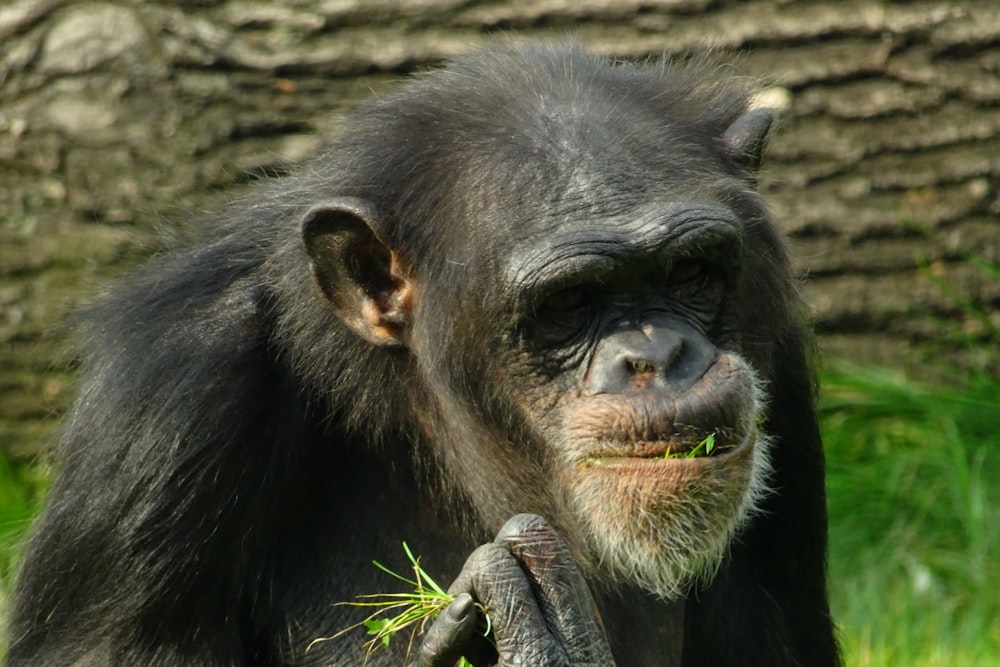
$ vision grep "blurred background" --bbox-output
[1,1,997,664]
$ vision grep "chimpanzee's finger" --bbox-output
[449,542,566,665]
[409,593,479,667]
[494,514,614,665]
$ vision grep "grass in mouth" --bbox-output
[663,432,716,459]
[309,542,490,666]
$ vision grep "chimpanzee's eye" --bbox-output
[542,286,588,313]
[666,259,705,285]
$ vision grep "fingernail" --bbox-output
[446,593,474,620]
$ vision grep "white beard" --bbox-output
[561,369,773,600]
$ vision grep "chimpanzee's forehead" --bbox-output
[474,75,727,179]
[422,103,745,285]
[391,42,746,185]
[454,108,740,263]
[358,43,756,273]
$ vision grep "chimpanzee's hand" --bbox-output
[409,514,616,667]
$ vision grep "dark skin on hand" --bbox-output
[6,42,839,667]
[412,515,615,667]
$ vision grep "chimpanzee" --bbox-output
[6,42,839,666]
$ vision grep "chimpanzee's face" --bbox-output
[302,65,780,600]
[489,200,771,599]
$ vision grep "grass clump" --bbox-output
[312,542,489,666]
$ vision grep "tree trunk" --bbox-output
[2,0,998,457]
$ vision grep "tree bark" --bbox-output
[2,0,998,456]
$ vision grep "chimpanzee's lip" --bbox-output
[580,427,755,468]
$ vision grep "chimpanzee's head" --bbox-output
[302,42,795,599]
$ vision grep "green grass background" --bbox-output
[823,365,999,666]
[1,365,997,664]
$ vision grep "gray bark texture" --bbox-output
[1,0,998,457]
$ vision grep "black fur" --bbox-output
[6,42,838,666]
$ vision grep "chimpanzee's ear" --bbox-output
[722,108,776,174]
[301,198,414,347]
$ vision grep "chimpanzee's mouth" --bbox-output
[580,427,754,468]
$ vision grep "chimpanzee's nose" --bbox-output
[585,318,717,395]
